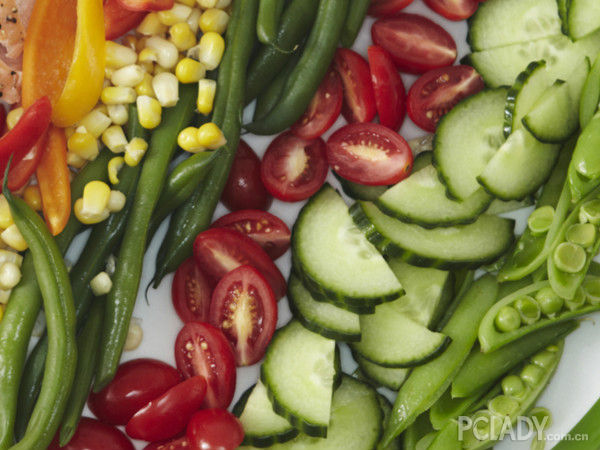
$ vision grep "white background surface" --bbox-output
[76,2,600,448]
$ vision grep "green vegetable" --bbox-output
[579,54,600,129]
[553,396,600,449]
[257,0,285,46]
[253,54,298,121]
[340,0,370,47]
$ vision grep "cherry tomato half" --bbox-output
[368,0,414,17]
[407,65,484,132]
[172,257,212,323]
[291,69,343,140]
[334,48,377,124]
[327,123,413,186]
[187,409,244,450]
[88,359,181,425]
[104,0,146,40]
[211,210,291,260]
[117,0,174,12]
[368,45,406,131]
[221,140,272,212]
[423,0,479,21]
[143,437,189,450]
[126,376,207,442]
[260,131,328,203]
[49,418,134,450]
[175,322,237,409]
[371,13,457,74]
[209,265,277,366]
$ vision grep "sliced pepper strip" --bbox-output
[6,132,48,191]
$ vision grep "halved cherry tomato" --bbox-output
[48,418,134,450]
[327,123,413,186]
[368,45,406,131]
[144,438,189,450]
[187,409,244,450]
[423,0,479,21]
[117,0,174,12]
[88,359,181,425]
[291,69,343,140]
[194,228,286,299]
[104,0,147,40]
[172,257,212,323]
[407,65,484,132]
[371,14,457,74]
[126,376,207,442]
[260,131,328,203]
[221,140,272,212]
[212,210,291,260]
[368,0,414,17]
[334,48,376,124]
[209,265,277,366]
[174,322,236,409]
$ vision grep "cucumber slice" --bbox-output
[292,185,403,311]
[376,165,492,228]
[558,0,570,34]
[334,172,388,201]
[477,128,560,201]
[234,381,298,447]
[413,151,433,172]
[487,197,533,215]
[353,351,410,390]
[434,88,507,200]
[261,320,336,437]
[351,202,515,270]
[568,0,600,40]
[287,275,361,342]
[351,301,450,368]
[467,0,561,51]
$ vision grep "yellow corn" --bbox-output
[0,196,13,229]
[82,181,111,216]
[78,108,112,138]
[104,67,115,79]
[136,73,156,98]
[90,271,113,296]
[67,129,99,160]
[176,58,206,84]
[199,9,229,34]
[74,199,110,225]
[123,35,138,51]
[197,32,225,70]
[1,225,27,252]
[152,72,179,107]
[197,79,217,115]
[0,249,22,267]
[67,152,87,169]
[138,48,158,64]
[105,41,138,69]
[196,0,217,7]
[158,3,192,26]
[145,36,179,69]
[169,22,197,51]
[178,0,196,6]
[137,96,162,129]
[107,104,129,126]
[137,12,168,35]
[111,64,146,87]
[108,156,125,185]
[197,122,226,149]
[0,290,11,305]
[124,318,144,351]
[101,86,137,105]
[178,127,205,153]
[102,125,128,153]
[0,261,21,290]
[186,8,202,34]
[6,107,23,130]
[107,190,126,212]
[215,0,231,8]
[23,186,42,211]
[64,126,77,139]
[124,137,149,166]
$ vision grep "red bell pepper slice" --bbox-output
[105,0,147,40]
[6,132,48,191]
[117,0,174,12]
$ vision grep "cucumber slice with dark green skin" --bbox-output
[568,0,600,40]
[433,88,507,201]
[292,185,403,311]
[333,172,388,201]
[287,275,361,342]
[353,351,409,390]
[351,202,515,270]
[486,197,533,215]
[261,320,336,437]
[558,0,570,34]
[412,151,433,172]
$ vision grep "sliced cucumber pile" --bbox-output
[354,352,409,390]
[568,0,600,40]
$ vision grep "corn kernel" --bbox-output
[138,48,158,64]
[67,152,87,169]
[169,22,197,51]
[90,271,113,296]
[152,72,179,107]
[124,137,149,166]
[108,157,125,185]
[215,0,231,8]
[0,196,13,229]
[104,66,115,79]
[111,64,146,88]
[136,73,156,97]
[0,289,10,305]
[6,107,23,130]
[137,96,162,129]
[1,225,27,252]
[125,318,143,350]
[102,125,128,153]
[74,198,110,225]
[64,126,77,139]
[23,185,42,212]
[196,0,217,7]
[158,3,192,26]
[199,8,229,34]
[197,32,225,70]
[105,41,137,69]
[107,104,129,126]
[123,35,138,51]
[0,249,22,267]
[78,109,112,138]
[197,79,217,115]
[107,190,126,212]
[197,122,226,149]
[137,12,168,35]
[101,86,137,105]
[67,130,99,160]
[82,181,111,216]
[176,58,206,84]
[146,36,179,69]
[178,127,205,153]
[0,262,21,290]
[186,8,202,34]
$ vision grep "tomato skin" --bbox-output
[88,359,181,426]
[48,417,134,450]
[368,0,414,17]
[174,322,237,409]
[117,0,174,12]
[371,14,457,74]
[221,140,272,212]
[126,376,207,442]
[104,0,146,40]
[187,409,244,450]
[368,45,406,131]
[143,438,190,450]
[423,0,479,21]
[210,265,277,366]
[334,48,377,124]
[291,69,343,140]
[260,131,329,203]
[211,210,291,260]
[326,123,413,186]
[407,65,484,132]
[172,257,213,323]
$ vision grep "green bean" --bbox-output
[580,54,600,130]
[429,385,493,431]
[245,0,349,135]
[553,396,600,449]
[569,115,600,201]
[253,54,298,121]
[403,414,434,450]
[381,275,499,447]
[257,0,285,46]
[245,0,319,103]
[435,270,474,331]
[340,0,370,47]
[4,185,76,450]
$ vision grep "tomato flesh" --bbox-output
[423,0,479,21]
[172,257,212,323]
[368,0,414,17]
[104,0,146,40]
[174,322,237,409]
[143,437,189,450]
[326,123,413,186]
[117,0,174,12]
[368,45,406,131]
[49,417,134,450]
[371,13,457,74]
[334,48,377,124]
[187,409,244,450]
[407,65,484,132]
[260,131,328,203]
[211,210,291,260]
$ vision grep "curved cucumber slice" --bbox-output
[261,321,336,437]
[292,185,403,310]
[487,197,533,215]
[351,202,515,270]
[353,352,409,390]
[413,150,433,172]
[333,172,387,201]
[568,0,600,40]
[287,275,361,342]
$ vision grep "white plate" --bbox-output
[80,2,600,448]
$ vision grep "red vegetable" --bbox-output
[423,0,479,21]
[48,418,134,450]
[334,48,377,124]
[104,0,146,40]
[143,437,189,450]
[117,0,174,12]
[368,45,406,131]
[187,409,244,450]
[6,130,47,190]
[368,0,414,17]
[172,257,213,323]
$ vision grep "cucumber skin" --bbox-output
[353,351,409,391]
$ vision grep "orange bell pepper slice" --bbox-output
[36,127,71,236]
